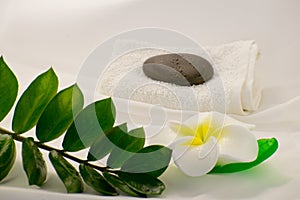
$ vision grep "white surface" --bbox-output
[1,0,300,200]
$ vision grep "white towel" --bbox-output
[98,41,261,115]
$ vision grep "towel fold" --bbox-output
[98,40,261,115]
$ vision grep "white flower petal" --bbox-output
[171,136,219,177]
[184,112,211,126]
[169,136,193,159]
[217,125,258,164]
[167,121,194,136]
[223,114,255,130]
[184,112,255,130]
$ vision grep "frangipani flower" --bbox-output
[168,112,258,177]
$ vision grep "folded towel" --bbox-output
[98,40,261,115]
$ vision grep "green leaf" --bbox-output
[210,138,279,174]
[0,57,18,122]
[12,68,58,133]
[102,171,144,197]
[87,123,127,161]
[79,164,118,196]
[62,98,116,152]
[107,127,145,168]
[49,150,83,193]
[118,172,165,196]
[22,137,47,186]
[36,84,84,142]
[121,145,172,177]
[0,134,16,181]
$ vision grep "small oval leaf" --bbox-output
[36,84,84,142]
[62,98,116,152]
[210,138,279,174]
[79,164,118,196]
[118,172,165,196]
[49,150,83,193]
[103,171,144,197]
[121,145,172,177]
[88,123,127,161]
[0,134,16,181]
[22,137,47,186]
[0,57,18,122]
[107,127,145,168]
[12,68,58,133]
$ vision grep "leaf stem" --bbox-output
[0,127,109,172]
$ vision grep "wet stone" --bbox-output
[142,53,214,86]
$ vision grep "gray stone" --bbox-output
[143,53,214,86]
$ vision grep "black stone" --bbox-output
[142,53,214,86]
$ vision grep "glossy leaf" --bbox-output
[118,172,165,196]
[22,137,47,186]
[121,145,172,177]
[62,98,116,152]
[12,68,58,133]
[0,57,18,122]
[36,84,84,142]
[79,164,118,196]
[107,127,145,168]
[49,150,83,193]
[210,138,279,173]
[87,123,127,161]
[0,134,16,181]
[102,171,144,197]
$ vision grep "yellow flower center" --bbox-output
[186,117,220,146]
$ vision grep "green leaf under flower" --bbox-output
[210,138,279,173]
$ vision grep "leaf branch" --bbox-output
[0,127,108,172]
[0,56,171,197]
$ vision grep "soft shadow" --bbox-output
[254,122,300,132]
[1,160,29,188]
[40,174,66,193]
[162,164,290,199]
